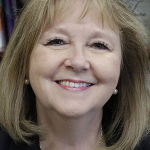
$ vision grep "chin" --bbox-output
[55,104,98,119]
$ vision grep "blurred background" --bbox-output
[0,0,27,54]
[123,0,150,52]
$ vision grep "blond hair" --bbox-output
[0,0,149,149]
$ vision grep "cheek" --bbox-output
[29,48,60,78]
[92,55,121,84]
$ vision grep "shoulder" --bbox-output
[0,130,40,150]
[135,134,150,150]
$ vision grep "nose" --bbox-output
[64,47,90,72]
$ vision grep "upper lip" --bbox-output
[55,79,95,84]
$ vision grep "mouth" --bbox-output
[55,80,94,88]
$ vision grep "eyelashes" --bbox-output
[44,37,109,50]
[44,38,67,46]
[89,42,108,50]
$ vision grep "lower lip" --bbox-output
[57,84,91,91]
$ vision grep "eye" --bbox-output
[90,42,108,50]
[44,38,66,46]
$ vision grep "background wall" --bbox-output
[123,0,150,25]
[0,0,24,52]
[123,0,150,46]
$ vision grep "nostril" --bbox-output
[64,55,90,72]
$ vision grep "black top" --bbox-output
[0,130,40,150]
[0,130,150,150]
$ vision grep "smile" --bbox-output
[56,81,93,88]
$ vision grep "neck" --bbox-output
[37,107,103,150]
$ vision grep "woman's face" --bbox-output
[29,2,122,117]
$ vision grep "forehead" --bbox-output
[44,0,119,33]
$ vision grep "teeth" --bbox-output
[62,81,66,86]
[79,83,82,87]
[75,83,79,88]
[70,82,75,87]
[66,81,69,86]
[58,81,91,88]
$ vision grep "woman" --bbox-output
[0,0,149,149]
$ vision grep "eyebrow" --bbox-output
[45,25,120,45]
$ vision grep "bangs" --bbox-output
[43,0,118,32]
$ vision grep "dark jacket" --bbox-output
[0,130,40,150]
[0,130,150,150]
